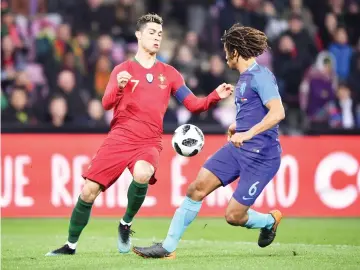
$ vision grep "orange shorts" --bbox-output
[82,138,160,190]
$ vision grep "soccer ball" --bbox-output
[171,124,205,157]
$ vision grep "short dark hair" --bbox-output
[335,26,347,33]
[136,13,163,31]
[289,13,302,22]
[338,82,350,90]
[221,24,269,60]
[11,87,27,97]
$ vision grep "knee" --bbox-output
[133,161,155,184]
[80,180,101,203]
[186,180,207,201]
[225,209,247,226]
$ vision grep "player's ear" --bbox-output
[232,50,238,59]
[135,30,141,40]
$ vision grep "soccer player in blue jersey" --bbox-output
[133,24,285,259]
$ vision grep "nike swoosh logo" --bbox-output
[242,196,253,200]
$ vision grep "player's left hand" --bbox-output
[216,83,234,99]
[230,131,254,147]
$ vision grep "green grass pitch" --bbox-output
[2,218,360,269]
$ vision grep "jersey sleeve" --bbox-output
[102,63,127,110]
[253,72,281,105]
[170,67,221,113]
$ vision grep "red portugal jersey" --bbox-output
[102,59,221,149]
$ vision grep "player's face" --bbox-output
[137,22,163,54]
[224,45,238,69]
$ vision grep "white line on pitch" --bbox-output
[5,235,357,248]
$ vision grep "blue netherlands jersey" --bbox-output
[235,62,282,157]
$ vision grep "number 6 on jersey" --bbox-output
[249,181,259,196]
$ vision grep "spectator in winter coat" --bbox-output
[328,83,360,129]
[348,38,360,102]
[1,35,26,86]
[2,87,34,125]
[300,52,337,128]
[329,27,353,80]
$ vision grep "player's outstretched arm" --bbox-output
[172,83,233,114]
[170,66,233,113]
[182,83,233,113]
[102,65,128,110]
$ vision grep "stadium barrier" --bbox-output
[1,134,360,217]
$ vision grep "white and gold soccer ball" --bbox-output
[171,124,205,157]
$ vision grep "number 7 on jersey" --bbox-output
[131,79,140,93]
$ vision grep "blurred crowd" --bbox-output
[1,0,360,134]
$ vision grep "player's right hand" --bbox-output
[117,71,132,89]
[215,83,234,99]
[227,122,236,141]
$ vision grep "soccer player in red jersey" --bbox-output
[46,13,233,256]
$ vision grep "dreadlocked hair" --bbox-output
[221,24,269,60]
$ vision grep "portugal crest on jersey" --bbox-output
[158,74,167,89]
[146,73,154,83]
[158,74,166,83]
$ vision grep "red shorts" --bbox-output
[82,138,160,190]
